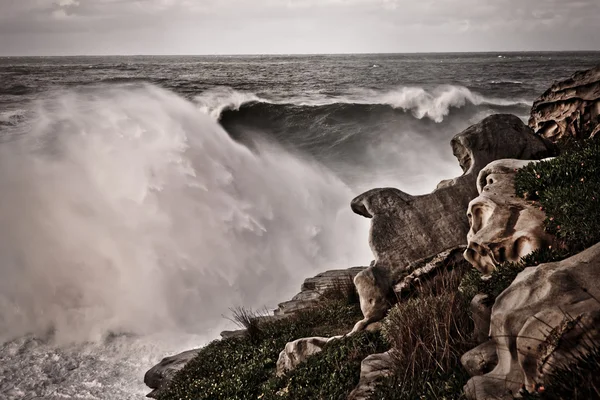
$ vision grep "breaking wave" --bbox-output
[0,84,371,398]
[194,85,531,123]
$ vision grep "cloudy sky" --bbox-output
[0,0,599,55]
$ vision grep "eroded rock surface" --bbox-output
[347,351,395,400]
[276,335,342,376]
[351,246,467,333]
[274,267,365,316]
[144,349,201,399]
[530,65,600,141]
[464,159,555,275]
[464,242,600,400]
[352,114,552,276]
[350,117,553,331]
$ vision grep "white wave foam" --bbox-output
[194,85,530,123]
[0,84,370,342]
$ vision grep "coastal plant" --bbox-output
[158,299,363,400]
[260,331,388,400]
[372,264,475,399]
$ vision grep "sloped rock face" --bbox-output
[464,159,555,275]
[274,267,365,316]
[144,349,201,399]
[352,114,553,275]
[530,65,600,141]
[351,246,467,333]
[464,243,600,400]
[347,351,395,400]
[350,115,553,331]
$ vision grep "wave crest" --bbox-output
[195,85,530,123]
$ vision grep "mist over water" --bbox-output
[0,85,373,399]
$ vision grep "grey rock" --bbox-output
[144,349,201,398]
[274,267,365,316]
[530,65,600,141]
[352,114,552,275]
[348,351,395,400]
[461,340,498,377]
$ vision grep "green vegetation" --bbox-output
[521,342,600,400]
[262,331,387,400]
[515,138,600,253]
[158,296,370,400]
[373,262,475,400]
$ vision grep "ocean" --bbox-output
[0,52,599,399]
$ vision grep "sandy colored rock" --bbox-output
[274,267,365,316]
[464,159,555,275]
[530,65,600,141]
[347,351,395,400]
[464,242,600,400]
[461,340,498,378]
[276,335,342,376]
[470,294,492,344]
[350,115,553,331]
[352,115,553,274]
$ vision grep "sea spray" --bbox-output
[0,85,370,398]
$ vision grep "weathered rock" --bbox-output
[274,267,365,316]
[352,114,553,274]
[530,65,600,141]
[350,115,554,330]
[464,159,555,275]
[464,242,600,400]
[461,340,498,377]
[144,349,201,398]
[351,246,467,333]
[348,351,395,400]
[470,294,492,344]
[276,335,342,376]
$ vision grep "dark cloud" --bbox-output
[0,0,598,55]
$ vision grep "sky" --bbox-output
[0,0,599,56]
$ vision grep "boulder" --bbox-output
[463,159,555,275]
[276,335,342,376]
[347,351,395,400]
[144,349,201,398]
[530,65,600,141]
[464,242,600,400]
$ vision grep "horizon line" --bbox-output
[2,50,600,58]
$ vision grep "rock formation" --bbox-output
[464,242,600,400]
[275,267,365,316]
[351,115,553,331]
[347,351,395,400]
[276,335,343,376]
[144,349,201,399]
[530,65,600,141]
[464,159,555,275]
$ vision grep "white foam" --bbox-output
[193,85,531,123]
[0,84,371,397]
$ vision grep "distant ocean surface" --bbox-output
[0,52,599,399]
